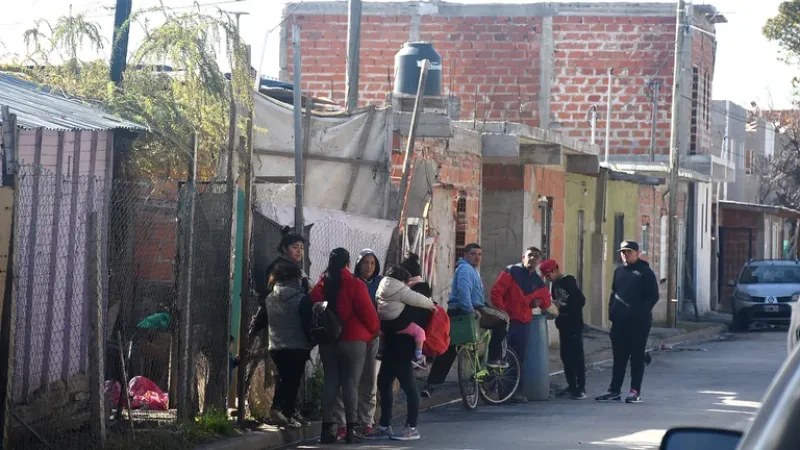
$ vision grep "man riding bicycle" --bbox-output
[422,243,511,397]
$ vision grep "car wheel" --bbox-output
[731,310,749,332]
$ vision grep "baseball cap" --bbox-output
[618,241,640,252]
[539,259,559,276]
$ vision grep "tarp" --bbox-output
[252,93,393,219]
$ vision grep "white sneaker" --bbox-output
[391,425,421,441]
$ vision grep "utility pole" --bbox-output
[604,68,613,165]
[110,0,133,84]
[666,0,686,329]
[345,0,363,113]
[649,81,661,162]
[293,25,304,235]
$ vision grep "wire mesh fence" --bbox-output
[6,165,235,449]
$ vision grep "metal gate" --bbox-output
[718,227,753,312]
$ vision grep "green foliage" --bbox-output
[9,5,253,180]
[765,1,800,87]
[194,407,237,437]
[301,360,324,419]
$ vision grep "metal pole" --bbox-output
[649,81,660,162]
[237,45,255,426]
[604,68,613,165]
[590,106,597,147]
[667,0,685,329]
[177,133,198,422]
[0,108,17,450]
[394,59,430,221]
[293,25,305,235]
[345,0,363,113]
[110,0,132,84]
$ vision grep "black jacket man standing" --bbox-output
[596,241,659,404]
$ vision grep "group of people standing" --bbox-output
[248,228,661,445]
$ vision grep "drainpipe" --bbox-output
[589,106,598,146]
[605,68,614,165]
[724,101,730,200]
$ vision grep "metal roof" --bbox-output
[0,72,145,132]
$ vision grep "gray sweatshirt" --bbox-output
[266,282,312,351]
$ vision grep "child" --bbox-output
[376,266,437,370]
[539,259,587,400]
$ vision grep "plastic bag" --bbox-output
[423,305,451,357]
[128,376,169,410]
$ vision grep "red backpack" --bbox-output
[423,305,451,357]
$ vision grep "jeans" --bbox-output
[377,353,419,428]
[609,320,652,393]
[558,324,586,392]
[507,320,530,390]
[320,341,368,424]
[269,349,311,416]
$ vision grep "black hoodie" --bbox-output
[608,259,659,324]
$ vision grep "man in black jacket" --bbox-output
[596,241,659,404]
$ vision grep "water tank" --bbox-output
[393,42,442,98]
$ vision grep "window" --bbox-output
[659,215,668,281]
[454,195,467,263]
[690,67,699,154]
[641,220,650,255]
[577,210,586,290]
[704,71,711,131]
[745,150,755,175]
[613,213,625,264]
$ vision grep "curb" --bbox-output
[196,323,728,450]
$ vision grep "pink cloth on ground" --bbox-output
[398,322,426,346]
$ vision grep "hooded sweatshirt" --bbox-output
[376,277,435,321]
[608,259,659,323]
[448,258,485,314]
[266,282,312,351]
[354,249,383,307]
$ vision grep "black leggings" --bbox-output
[270,349,310,417]
[377,355,419,428]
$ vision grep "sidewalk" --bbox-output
[195,321,728,450]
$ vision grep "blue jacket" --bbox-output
[449,258,485,313]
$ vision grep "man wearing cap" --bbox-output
[596,241,659,404]
[540,258,587,400]
[490,246,552,403]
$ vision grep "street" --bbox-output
[295,330,788,450]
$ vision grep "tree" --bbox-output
[5,5,252,179]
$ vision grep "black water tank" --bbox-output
[393,42,442,97]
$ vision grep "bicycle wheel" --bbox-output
[457,346,479,410]
[479,348,521,404]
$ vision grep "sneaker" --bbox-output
[555,387,573,398]
[391,425,421,441]
[336,425,347,441]
[572,390,587,400]
[364,425,393,440]
[292,411,310,427]
[487,360,510,369]
[286,418,302,429]
[625,390,643,404]
[412,357,429,371]
[421,385,434,399]
[595,391,622,402]
[269,409,289,426]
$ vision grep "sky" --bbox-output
[0,0,796,109]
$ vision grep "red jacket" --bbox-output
[311,269,380,343]
[491,264,552,324]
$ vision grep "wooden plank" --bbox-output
[21,128,42,399]
[86,212,106,447]
[79,131,99,371]
[61,130,81,381]
[254,147,383,168]
[0,185,15,450]
[341,110,375,211]
[39,131,65,390]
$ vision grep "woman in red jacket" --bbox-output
[311,248,380,444]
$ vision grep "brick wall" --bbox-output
[283,3,718,157]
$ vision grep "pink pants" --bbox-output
[397,322,426,347]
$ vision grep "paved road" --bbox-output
[295,330,788,450]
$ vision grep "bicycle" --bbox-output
[450,315,521,410]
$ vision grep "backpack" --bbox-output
[423,305,450,357]
[309,301,343,345]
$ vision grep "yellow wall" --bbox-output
[564,174,598,325]
[601,180,641,327]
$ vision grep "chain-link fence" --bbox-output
[6,164,235,449]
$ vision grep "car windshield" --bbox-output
[739,264,800,284]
